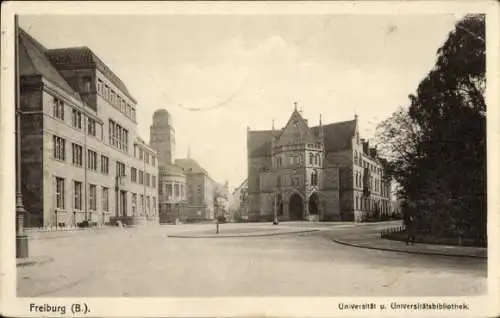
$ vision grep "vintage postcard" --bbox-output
[1,1,499,317]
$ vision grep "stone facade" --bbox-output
[18,28,159,227]
[247,105,391,222]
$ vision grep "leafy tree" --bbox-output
[375,14,486,244]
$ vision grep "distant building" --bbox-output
[149,107,229,223]
[18,28,159,227]
[247,104,391,222]
[229,179,248,221]
[149,109,187,223]
[175,158,228,221]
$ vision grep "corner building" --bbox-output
[18,28,159,227]
[247,105,391,222]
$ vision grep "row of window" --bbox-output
[53,97,103,141]
[354,196,390,213]
[159,182,186,199]
[55,177,158,215]
[97,78,137,122]
[109,119,129,152]
[71,108,99,138]
[55,177,109,212]
[131,193,157,216]
[354,172,385,194]
[275,153,322,168]
[354,151,383,174]
[130,167,157,188]
[54,138,156,186]
[134,144,156,167]
[54,135,110,174]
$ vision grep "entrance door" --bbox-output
[289,193,303,220]
[309,192,319,215]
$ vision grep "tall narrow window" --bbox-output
[53,135,66,161]
[87,150,98,171]
[138,170,144,184]
[116,161,126,177]
[131,167,137,182]
[101,155,109,174]
[88,118,97,137]
[102,187,109,212]
[53,97,64,120]
[72,143,83,167]
[73,181,82,210]
[167,184,173,198]
[55,177,65,209]
[72,109,82,129]
[89,184,97,211]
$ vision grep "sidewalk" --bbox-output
[167,227,320,238]
[331,231,487,259]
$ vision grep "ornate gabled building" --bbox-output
[247,103,391,222]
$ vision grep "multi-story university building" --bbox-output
[18,28,159,227]
[247,104,391,222]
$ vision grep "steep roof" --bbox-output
[159,164,186,177]
[18,28,83,102]
[276,109,317,146]
[311,119,356,152]
[45,47,136,103]
[175,158,209,176]
[248,119,356,157]
[247,130,277,158]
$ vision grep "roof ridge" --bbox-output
[45,47,136,103]
[18,29,83,103]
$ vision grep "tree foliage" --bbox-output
[375,14,486,244]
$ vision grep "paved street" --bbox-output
[17,222,486,297]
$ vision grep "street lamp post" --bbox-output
[273,192,279,225]
[15,15,29,258]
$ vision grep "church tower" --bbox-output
[150,109,175,167]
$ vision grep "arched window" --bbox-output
[309,153,313,165]
[311,171,318,186]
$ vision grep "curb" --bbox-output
[167,229,320,238]
[331,238,487,259]
[17,256,54,267]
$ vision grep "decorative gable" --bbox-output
[276,110,317,146]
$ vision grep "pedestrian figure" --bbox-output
[406,215,416,245]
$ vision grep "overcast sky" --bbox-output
[19,14,462,189]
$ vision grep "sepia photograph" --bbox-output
[1,1,498,317]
